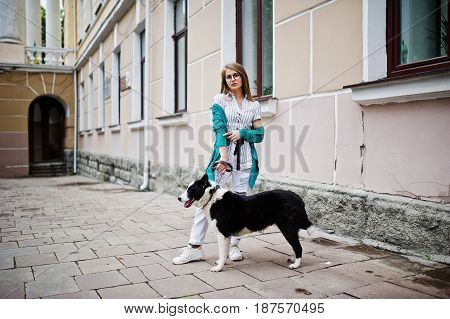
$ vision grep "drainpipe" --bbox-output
[73,0,77,174]
[140,0,151,190]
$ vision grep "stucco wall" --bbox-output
[0,71,74,177]
[74,0,449,204]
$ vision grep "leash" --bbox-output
[211,160,233,188]
[233,138,244,171]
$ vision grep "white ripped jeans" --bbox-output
[188,167,251,246]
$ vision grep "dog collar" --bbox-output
[202,185,220,208]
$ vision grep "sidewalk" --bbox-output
[0,175,448,299]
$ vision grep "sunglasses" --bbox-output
[225,73,241,81]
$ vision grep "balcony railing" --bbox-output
[25,46,74,66]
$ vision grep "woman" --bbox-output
[173,63,265,265]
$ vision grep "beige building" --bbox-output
[1,0,449,262]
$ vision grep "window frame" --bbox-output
[140,30,146,120]
[173,0,187,113]
[387,0,450,78]
[117,51,121,123]
[236,0,272,99]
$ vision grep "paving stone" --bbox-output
[26,277,80,299]
[159,260,213,276]
[338,244,393,258]
[0,267,34,285]
[52,234,87,244]
[268,241,326,255]
[159,236,191,249]
[44,291,100,299]
[329,260,409,283]
[200,286,262,299]
[74,239,110,249]
[388,274,450,298]
[38,243,78,254]
[194,269,259,290]
[326,293,358,299]
[94,245,134,258]
[16,253,58,267]
[18,238,54,247]
[0,246,39,258]
[75,271,130,291]
[117,252,166,267]
[78,256,124,274]
[33,262,82,280]
[0,257,14,270]
[367,256,434,276]
[0,282,25,298]
[347,281,436,299]
[290,269,369,296]
[246,278,326,299]
[56,248,98,262]
[98,283,160,299]
[105,236,143,246]
[2,234,35,242]
[149,275,214,298]
[0,242,19,250]
[312,247,370,264]
[119,267,148,284]
[254,232,288,245]
[127,241,169,253]
[139,264,174,281]
[236,261,299,281]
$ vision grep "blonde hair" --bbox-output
[220,63,254,101]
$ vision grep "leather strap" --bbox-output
[211,160,233,172]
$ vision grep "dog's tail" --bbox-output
[306,225,317,236]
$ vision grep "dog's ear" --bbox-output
[200,174,210,187]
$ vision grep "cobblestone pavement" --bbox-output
[0,176,449,299]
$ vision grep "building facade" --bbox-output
[1,0,449,262]
[0,0,75,177]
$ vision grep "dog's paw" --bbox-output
[288,258,302,269]
[210,265,223,272]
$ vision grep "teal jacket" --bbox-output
[205,103,265,189]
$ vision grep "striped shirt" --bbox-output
[213,93,261,170]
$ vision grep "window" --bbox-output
[236,0,273,97]
[86,0,93,30]
[173,0,187,112]
[98,63,105,128]
[111,50,121,125]
[78,0,85,41]
[79,82,84,131]
[117,51,121,123]
[88,73,93,130]
[387,0,449,77]
[140,30,146,119]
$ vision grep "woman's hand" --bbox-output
[217,158,228,174]
[224,130,241,142]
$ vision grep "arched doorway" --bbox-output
[28,96,66,175]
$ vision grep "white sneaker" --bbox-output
[229,244,243,261]
[172,246,204,265]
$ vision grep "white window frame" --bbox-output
[79,82,85,131]
[163,1,175,116]
[87,73,93,130]
[132,23,145,122]
[78,0,85,40]
[111,49,121,126]
[97,63,105,128]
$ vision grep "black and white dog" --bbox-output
[178,174,315,272]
